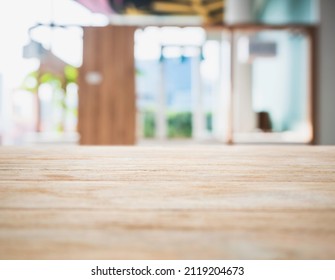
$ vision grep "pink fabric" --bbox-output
[76,0,114,14]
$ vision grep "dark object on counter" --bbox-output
[258,111,272,132]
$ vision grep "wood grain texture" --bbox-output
[78,26,136,145]
[0,146,334,259]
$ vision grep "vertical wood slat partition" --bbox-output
[78,26,136,145]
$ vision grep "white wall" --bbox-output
[318,0,335,144]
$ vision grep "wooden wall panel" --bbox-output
[78,26,136,145]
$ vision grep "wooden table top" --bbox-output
[0,146,334,260]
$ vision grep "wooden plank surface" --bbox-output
[0,146,334,259]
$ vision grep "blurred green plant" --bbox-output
[206,112,212,132]
[22,65,78,93]
[20,65,78,132]
[142,111,212,139]
[143,110,156,138]
[167,112,192,138]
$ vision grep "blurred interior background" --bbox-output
[0,0,334,146]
